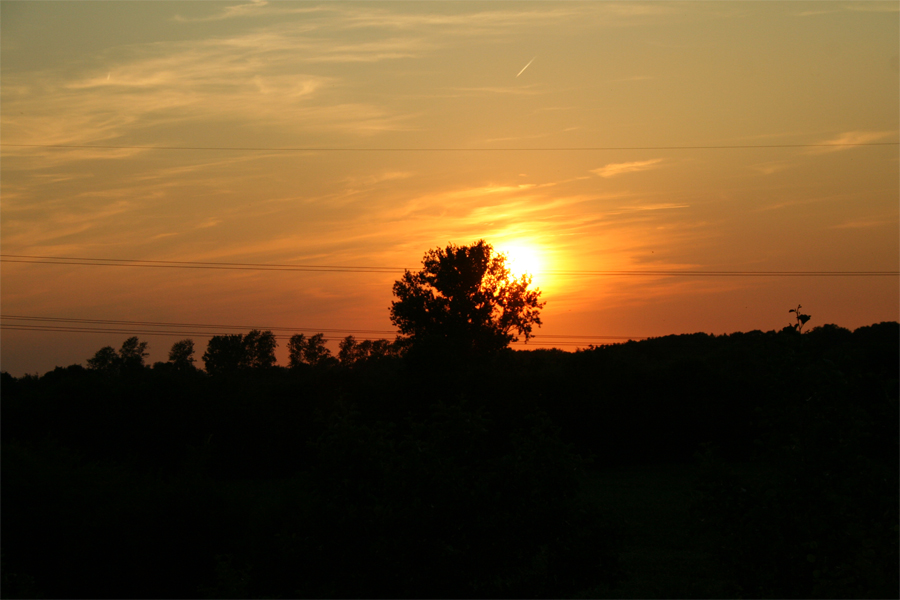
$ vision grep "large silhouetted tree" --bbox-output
[390,240,545,361]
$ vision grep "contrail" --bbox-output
[516,57,536,77]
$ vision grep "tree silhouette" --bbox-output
[287,333,332,367]
[287,334,307,369]
[242,330,277,369]
[337,336,399,366]
[367,338,396,360]
[203,334,244,374]
[390,240,545,361]
[118,336,149,370]
[167,339,196,370]
[338,335,364,366]
[86,345,120,373]
[203,330,276,374]
[87,336,148,374]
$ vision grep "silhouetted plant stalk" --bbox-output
[789,304,812,333]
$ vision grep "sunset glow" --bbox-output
[498,243,543,283]
[1,1,897,374]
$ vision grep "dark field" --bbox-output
[3,322,898,598]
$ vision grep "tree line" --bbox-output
[85,331,402,375]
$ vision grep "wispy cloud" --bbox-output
[173,1,324,23]
[482,132,554,144]
[446,85,545,97]
[749,161,793,175]
[796,2,900,17]
[196,218,222,229]
[806,130,897,154]
[606,75,654,83]
[172,3,670,36]
[591,159,665,178]
[339,6,586,33]
[617,203,688,212]
[2,1,676,163]
[1,28,426,157]
[831,217,898,229]
[343,171,414,188]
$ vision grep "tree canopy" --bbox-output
[86,336,148,374]
[390,240,545,360]
[167,339,196,370]
[203,330,276,374]
[288,333,333,368]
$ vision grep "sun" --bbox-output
[499,243,543,282]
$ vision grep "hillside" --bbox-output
[2,322,897,598]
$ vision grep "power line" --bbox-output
[0,324,632,347]
[0,324,386,341]
[3,142,898,152]
[1,254,401,271]
[0,315,646,344]
[551,270,900,277]
[0,315,397,336]
[1,255,401,274]
[0,325,618,347]
[2,255,897,277]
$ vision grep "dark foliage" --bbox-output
[691,322,899,598]
[390,240,544,367]
[86,336,148,376]
[203,330,277,374]
[2,321,897,598]
[167,338,197,371]
[287,332,335,367]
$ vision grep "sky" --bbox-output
[1,0,898,376]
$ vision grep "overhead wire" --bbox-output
[0,326,618,348]
[3,142,898,152]
[0,254,401,273]
[0,315,397,335]
[0,325,632,348]
[2,255,896,277]
[0,315,647,346]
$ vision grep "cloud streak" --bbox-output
[807,131,897,154]
[173,1,324,23]
[591,159,665,178]
[1,29,427,158]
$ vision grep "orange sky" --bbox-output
[2,1,898,375]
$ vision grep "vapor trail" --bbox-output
[516,57,536,77]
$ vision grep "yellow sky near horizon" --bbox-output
[1,1,898,375]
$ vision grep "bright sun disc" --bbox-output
[501,244,542,281]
